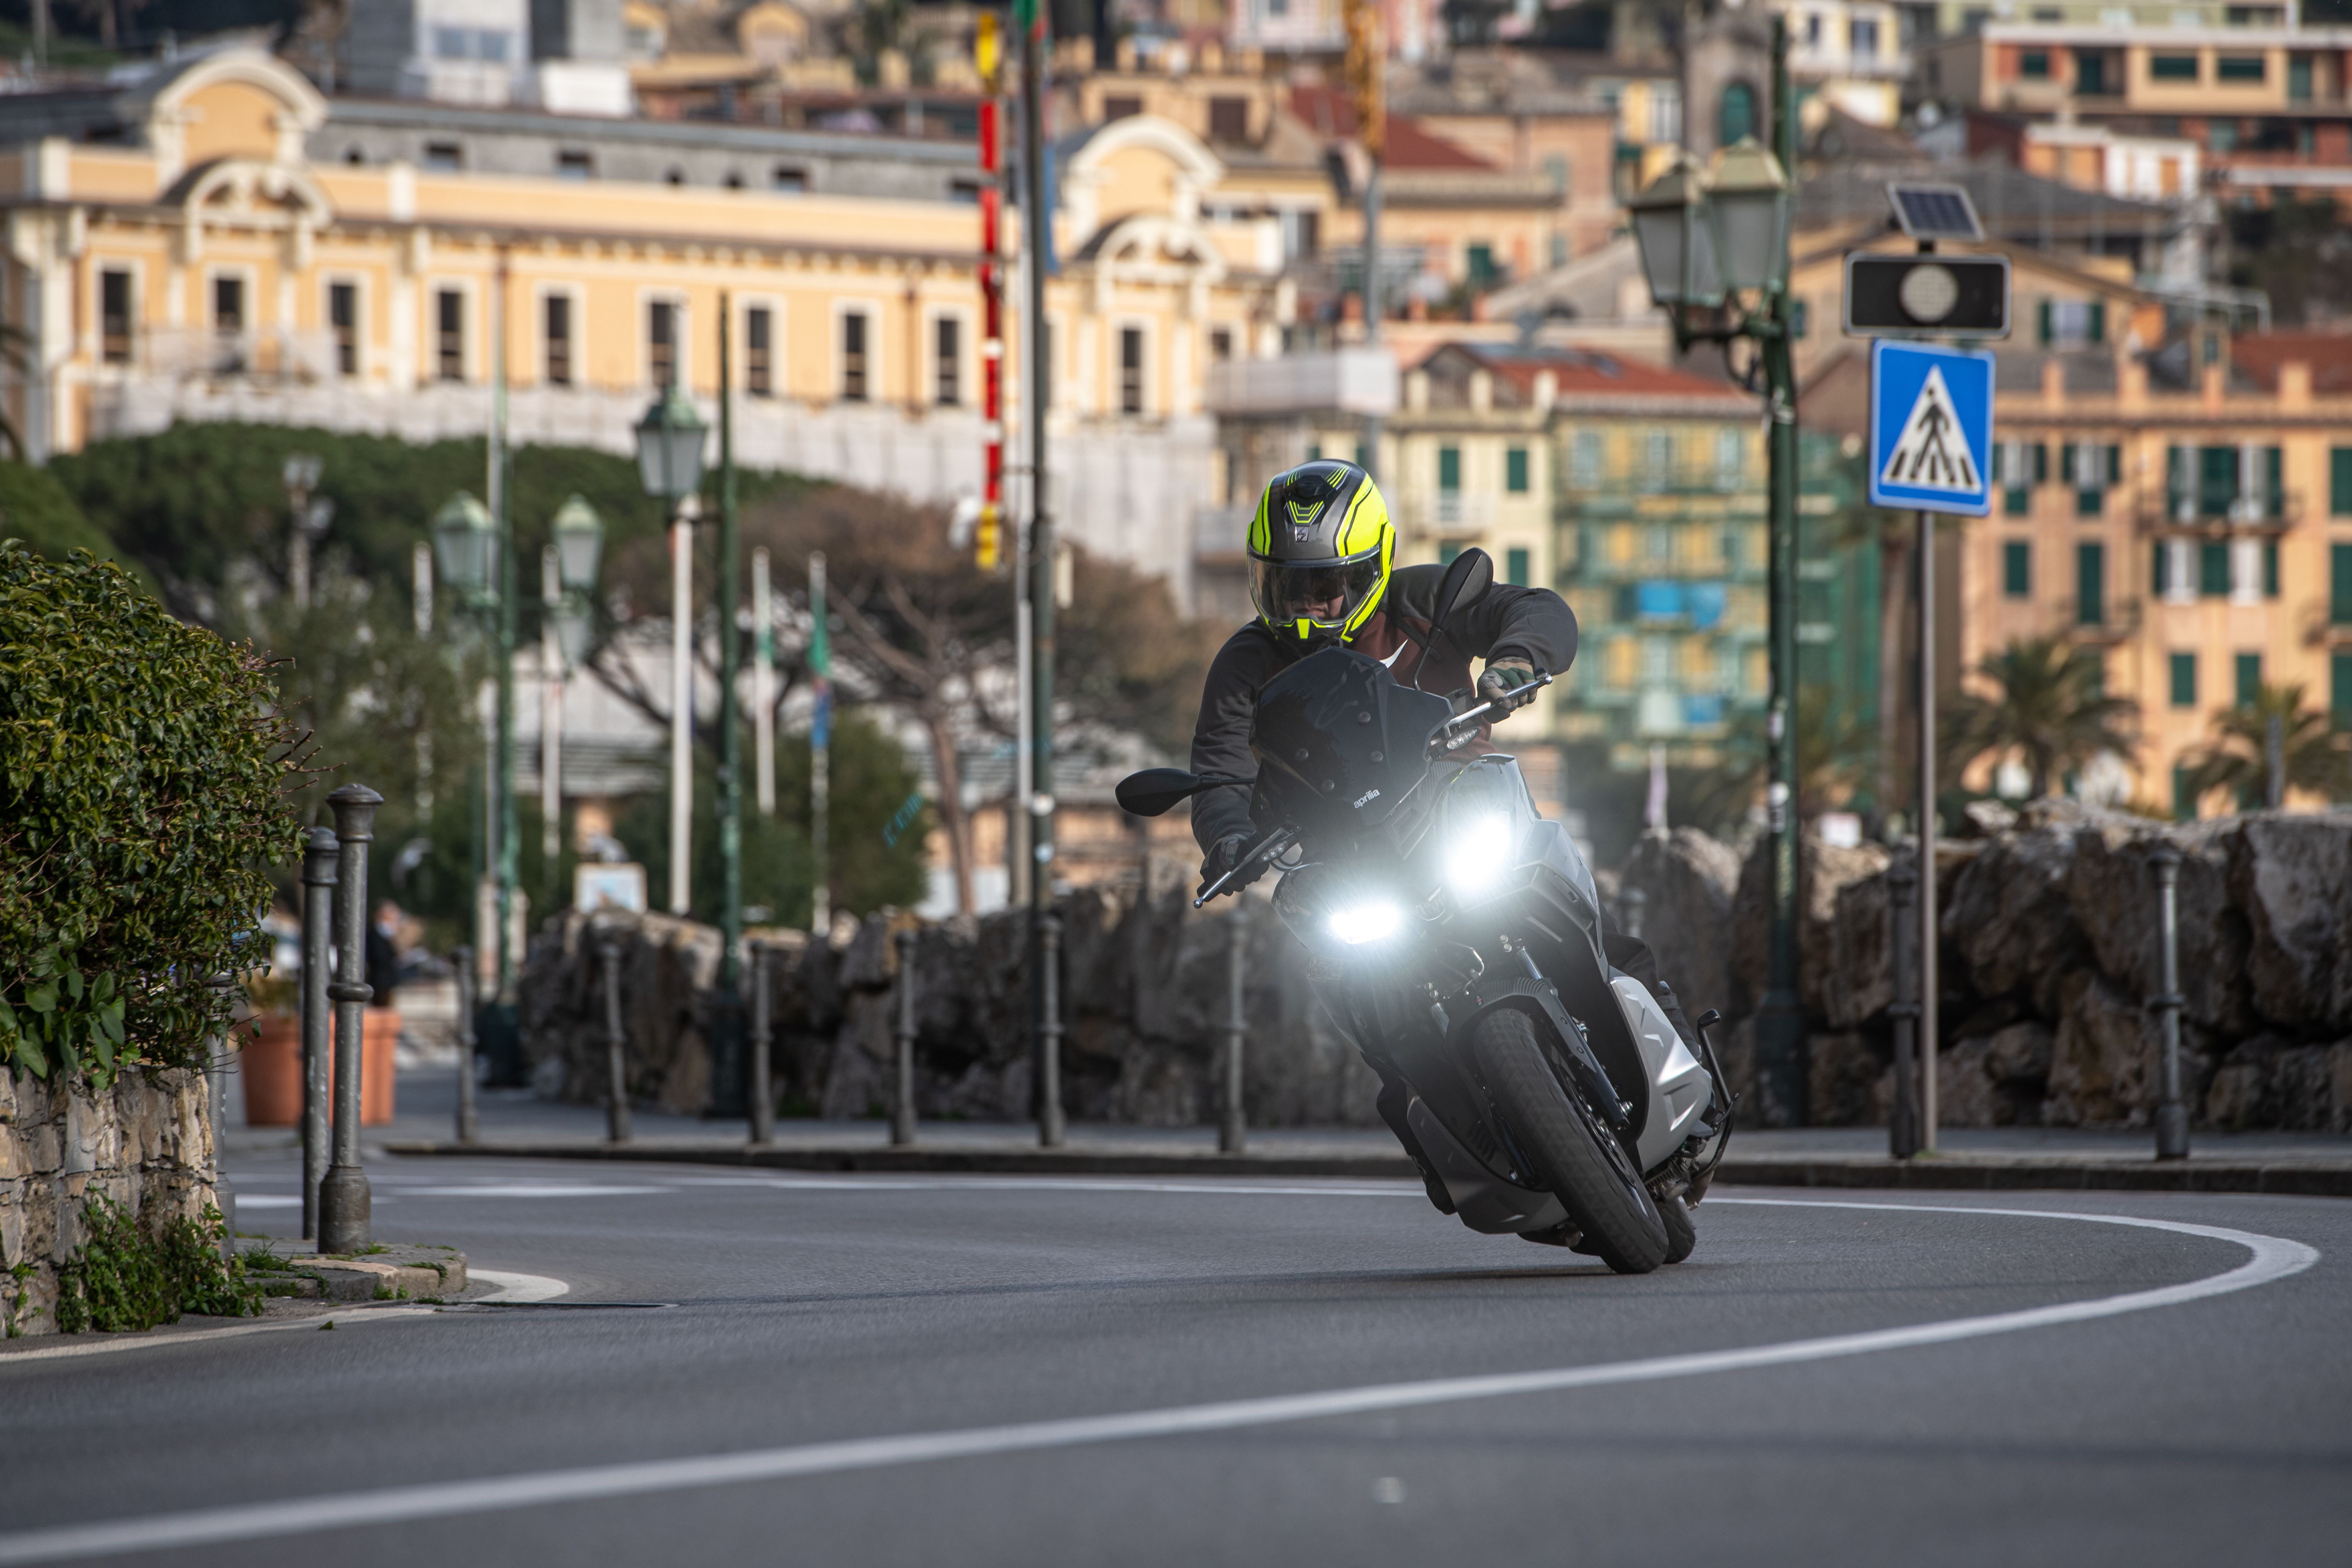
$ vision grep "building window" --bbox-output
[435,26,468,58]
[1506,446,1530,494]
[2076,49,2109,93]
[2036,299,2105,346]
[99,268,132,365]
[1506,547,1531,586]
[2200,540,2230,595]
[647,300,677,389]
[2020,49,2050,78]
[1208,327,1233,362]
[2216,54,2266,82]
[2003,541,2031,597]
[2076,541,2105,625]
[544,294,573,387]
[2173,765,2197,820]
[935,316,961,407]
[1466,244,1497,286]
[1438,446,1462,493]
[1208,96,1249,140]
[2290,54,2315,101]
[2170,651,2197,708]
[1718,81,1758,146]
[435,288,464,381]
[2330,447,2352,514]
[2151,52,2199,81]
[2235,651,2262,706]
[2332,543,2352,623]
[1573,429,1602,486]
[329,281,357,376]
[773,165,807,193]
[2264,539,2280,597]
[1544,154,1569,191]
[2334,652,2352,725]
[1103,95,1142,120]
[212,275,244,334]
[556,150,593,180]
[746,305,773,397]
[423,141,463,172]
[1119,326,1144,415]
[1851,16,1879,56]
[841,310,869,401]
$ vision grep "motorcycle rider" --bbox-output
[1187,460,1706,1195]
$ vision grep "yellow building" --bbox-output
[0,48,1292,604]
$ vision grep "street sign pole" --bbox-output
[1915,504,1938,1151]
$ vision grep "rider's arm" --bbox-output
[1455,578,1577,677]
[1187,627,1278,853]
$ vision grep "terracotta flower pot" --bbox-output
[240,1009,399,1127]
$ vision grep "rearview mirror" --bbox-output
[1115,768,1251,818]
[1430,547,1494,629]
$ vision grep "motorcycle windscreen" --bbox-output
[1248,645,1453,840]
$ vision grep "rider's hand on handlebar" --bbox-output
[1196,834,1268,901]
[1477,658,1536,723]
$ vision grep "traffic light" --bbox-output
[1843,253,2009,338]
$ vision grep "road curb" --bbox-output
[376,1140,2352,1195]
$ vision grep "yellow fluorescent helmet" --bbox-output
[1247,460,1394,646]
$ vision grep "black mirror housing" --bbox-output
[1116,768,1253,818]
[1430,547,1494,628]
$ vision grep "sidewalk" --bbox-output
[317,1067,2352,1197]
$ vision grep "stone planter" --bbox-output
[239,1009,398,1127]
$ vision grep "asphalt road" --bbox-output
[4,1142,2349,1567]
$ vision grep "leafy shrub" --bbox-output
[55,1197,260,1333]
[0,545,297,1082]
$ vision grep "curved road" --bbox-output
[5,1150,2349,1566]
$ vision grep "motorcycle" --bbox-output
[1117,551,1734,1274]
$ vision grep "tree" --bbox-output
[1945,635,2137,799]
[2182,681,2350,809]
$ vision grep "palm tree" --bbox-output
[1946,635,2137,798]
[2183,682,2350,809]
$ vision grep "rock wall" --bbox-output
[1629,801,2352,1132]
[519,857,1381,1128]
[0,1068,218,1336]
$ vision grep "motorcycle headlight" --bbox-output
[1445,813,1519,896]
[1328,900,1403,945]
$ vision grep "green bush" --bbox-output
[55,1197,260,1334]
[0,545,297,1083]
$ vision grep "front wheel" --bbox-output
[1470,1007,1668,1275]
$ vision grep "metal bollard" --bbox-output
[749,944,775,1146]
[1221,909,1247,1155]
[600,937,632,1144]
[318,784,381,1255]
[1620,886,1647,942]
[891,928,918,1146]
[1038,912,1066,1149]
[1885,852,1922,1160]
[299,826,337,1239]
[2150,844,2190,1160]
[452,945,479,1146]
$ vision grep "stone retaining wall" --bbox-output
[0,1068,218,1336]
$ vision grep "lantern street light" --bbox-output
[1626,26,1806,1127]
[635,386,710,923]
[541,495,606,914]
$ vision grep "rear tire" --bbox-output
[1660,1196,1696,1264]
[1469,1007,1668,1276]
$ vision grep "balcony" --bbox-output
[1194,504,1252,561]
[1204,349,1398,418]
[1399,490,1495,536]
[139,328,340,384]
[2136,487,2301,530]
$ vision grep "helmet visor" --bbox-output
[1251,553,1384,632]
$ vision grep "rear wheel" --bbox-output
[1469,1007,1668,1276]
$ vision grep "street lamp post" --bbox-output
[545,495,605,916]
[430,490,508,1023]
[635,384,711,923]
[1628,19,1806,1124]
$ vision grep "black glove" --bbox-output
[1477,658,1536,723]
[1196,834,1267,901]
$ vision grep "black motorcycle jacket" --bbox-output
[1187,565,1577,854]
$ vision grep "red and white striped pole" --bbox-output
[975,11,1005,571]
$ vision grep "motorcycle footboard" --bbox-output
[1405,1096,1568,1236]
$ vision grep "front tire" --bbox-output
[1660,1196,1696,1264]
[1470,1007,1668,1275]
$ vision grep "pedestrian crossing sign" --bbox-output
[1868,338,1995,515]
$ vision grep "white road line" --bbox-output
[469,1271,572,1304]
[666,1176,1419,1198]
[0,1200,2317,1563]
[231,1196,300,1209]
[397,1185,673,1199]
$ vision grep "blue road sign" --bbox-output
[1868,339,1995,515]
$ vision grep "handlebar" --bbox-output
[1193,825,1299,909]
[1428,668,1554,757]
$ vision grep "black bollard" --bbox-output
[318,785,381,1256]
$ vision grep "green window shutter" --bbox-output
[2152,540,2170,595]
[2003,541,2031,596]
[1506,547,1530,586]
[1506,446,1530,494]
[1306,442,1322,462]
[2032,443,2048,484]
[2332,448,2352,516]
[2077,485,2104,519]
[1438,446,1461,492]
[2060,443,2076,484]
[2201,541,2231,596]
[1440,542,1464,566]
[2265,447,2284,517]
[2107,444,2122,485]
[2077,542,2105,625]
[1353,442,1366,469]
[2236,652,2262,706]
[2087,301,2106,344]
[2037,299,2053,344]
[2334,544,2352,623]
[2263,540,2279,598]
[2173,766,2197,821]
[2333,652,2352,723]
[2004,485,2030,517]
[2170,652,2197,708]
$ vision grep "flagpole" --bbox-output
[809,551,831,939]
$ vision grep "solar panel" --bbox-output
[1886,183,1984,242]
